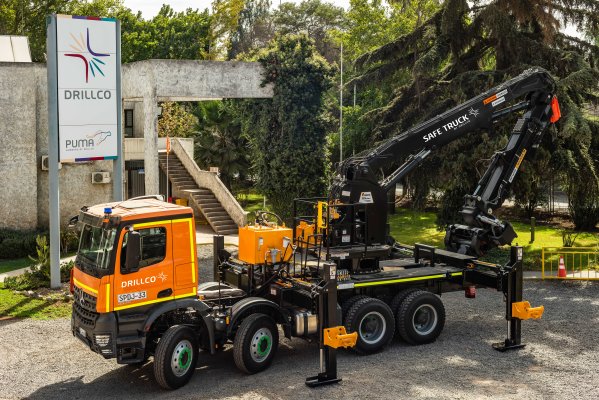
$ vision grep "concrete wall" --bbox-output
[122,60,273,100]
[124,137,194,161]
[0,63,39,230]
[0,62,113,230]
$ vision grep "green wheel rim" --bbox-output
[178,347,192,369]
[256,335,271,357]
[250,327,273,362]
[171,339,193,377]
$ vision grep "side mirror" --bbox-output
[125,231,141,273]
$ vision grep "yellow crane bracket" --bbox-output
[323,326,358,349]
[512,301,544,320]
[317,201,328,229]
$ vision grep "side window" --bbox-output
[121,227,167,269]
[124,109,134,137]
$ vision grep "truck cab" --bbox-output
[71,197,201,363]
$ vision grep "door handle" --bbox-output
[157,288,173,298]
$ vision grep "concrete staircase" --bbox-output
[159,152,239,235]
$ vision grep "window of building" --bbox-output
[121,227,166,268]
[124,109,134,137]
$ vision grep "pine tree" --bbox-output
[351,0,599,229]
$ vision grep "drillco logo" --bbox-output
[65,28,109,83]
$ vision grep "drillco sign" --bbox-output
[55,15,119,162]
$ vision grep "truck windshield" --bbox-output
[77,224,117,272]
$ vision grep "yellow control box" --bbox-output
[238,225,293,265]
[295,221,321,248]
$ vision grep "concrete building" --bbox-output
[0,60,272,232]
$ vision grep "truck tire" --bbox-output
[396,290,445,345]
[341,295,369,323]
[344,297,395,355]
[153,325,199,390]
[390,288,420,322]
[233,313,279,374]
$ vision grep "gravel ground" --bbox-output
[1,247,598,399]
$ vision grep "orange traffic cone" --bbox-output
[558,255,567,278]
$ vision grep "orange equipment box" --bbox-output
[295,221,321,248]
[238,224,293,265]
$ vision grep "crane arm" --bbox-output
[329,68,559,253]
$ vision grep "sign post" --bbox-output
[46,16,60,289]
[166,136,170,202]
[47,14,121,288]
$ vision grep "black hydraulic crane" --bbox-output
[329,67,560,256]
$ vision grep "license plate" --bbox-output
[79,327,86,338]
[118,290,147,304]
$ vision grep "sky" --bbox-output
[126,0,350,17]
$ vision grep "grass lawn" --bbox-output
[0,284,71,320]
[239,192,271,214]
[0,257,35,274]
[389,208,599,270]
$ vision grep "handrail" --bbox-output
[171,138,248,227]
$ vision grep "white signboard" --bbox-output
[56,15,119,162]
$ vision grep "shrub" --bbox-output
[60,229,79,255]
[0,229,42,260]
[562,231,579,247]
[3,236,73,290]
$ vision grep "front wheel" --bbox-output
[233,313,279,374]
[153,325,199,389]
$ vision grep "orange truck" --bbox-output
[70,196,354,389]
[71,196,541,390]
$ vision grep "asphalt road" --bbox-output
[1,279,598,399]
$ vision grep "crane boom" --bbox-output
[329,68,559,256]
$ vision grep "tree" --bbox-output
[273,0,347,62]
[0,1,211,63]
[512,148,551,218]
[350,0,599,228]
[120,5,211,62]
[193,101,250,189]
[209,0,245,59]
[0,0,125,62]
[340,0,439,61]
[229,0,274,59]
[329,0,440,164]
[157,102,197,138]
[239,34,334,220]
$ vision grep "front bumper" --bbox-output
[72,311,118,358]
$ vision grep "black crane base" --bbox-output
[305,374,342,387]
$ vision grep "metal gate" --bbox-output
[541,247,599,280]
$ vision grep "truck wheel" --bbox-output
[233,313,279,374]
[341,295,369,323]
[397,290,445,345]
[153,325,198,390]
[344,297,395,355]
[390,288,420,324]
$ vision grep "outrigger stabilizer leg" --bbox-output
[493,246,544,352]
[306,262,357,387]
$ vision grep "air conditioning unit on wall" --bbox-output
[41,155,62,171]
[92,171,111,184]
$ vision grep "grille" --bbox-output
[73,286,99,328]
